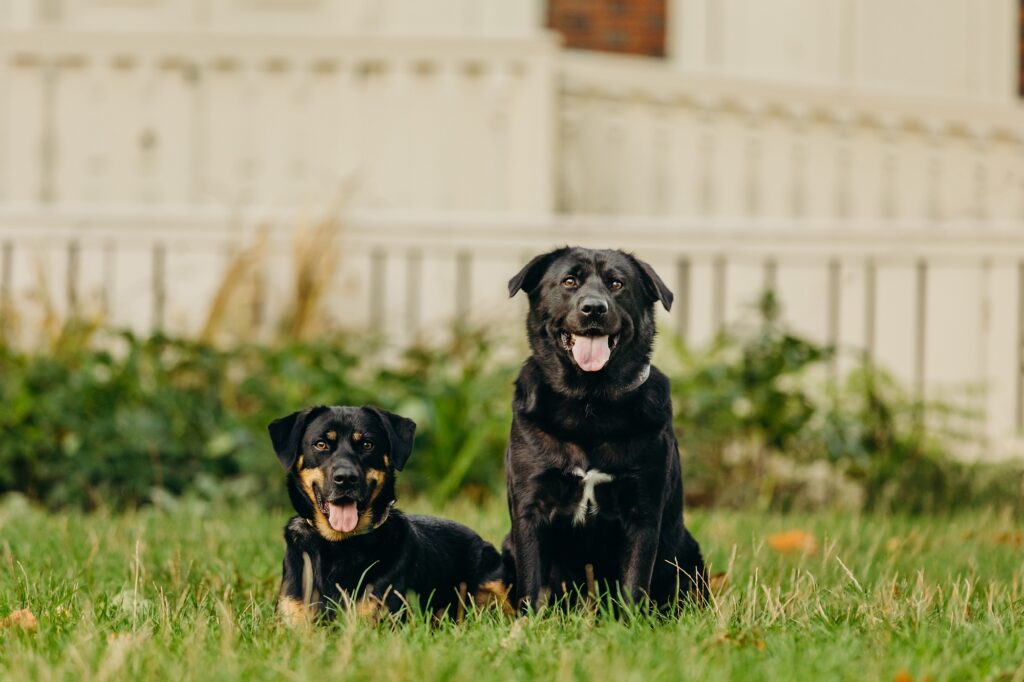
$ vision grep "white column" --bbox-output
[668,0,713,71]
[0,42,8,200]
[7,0,38,27]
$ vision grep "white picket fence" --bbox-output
[1,206,1022,458]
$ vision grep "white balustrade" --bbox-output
[559,52,1024,222]
[0,30,558,212]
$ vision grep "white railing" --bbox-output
[1,206,1023,458]
[5,30,1024,223]
[559,52,1024,221]
[0,30,558,212]
[0,0,543,36]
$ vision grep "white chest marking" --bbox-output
[572,467,614,526]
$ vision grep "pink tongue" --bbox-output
[571,335,611,372]
[327,501,359,533]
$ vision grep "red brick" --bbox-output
[547,0,667,58]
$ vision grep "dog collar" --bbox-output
[622,363,651,394]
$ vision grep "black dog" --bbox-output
[503,247,706,609]
[269,405,508,623]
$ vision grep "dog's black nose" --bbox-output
[579,296,608,318]
[332,464,360,486]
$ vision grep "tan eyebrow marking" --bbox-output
[352,431,363,442]
[326,431,337,441]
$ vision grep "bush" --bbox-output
[1,295,1021,514]
[0,322,516,510]
[0,324,241,507]
[669,292,1020,514]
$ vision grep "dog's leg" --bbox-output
[620,523,660,605]
[355,576,409,622]
[278,546,319,626]
[511,516,549,611]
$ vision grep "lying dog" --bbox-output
[269,405,508,623]
[503,247,706,609]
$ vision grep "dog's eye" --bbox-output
[561,276,578,289]
[610,280,623,291]
[360,440,374,452]
[313,440,328,451]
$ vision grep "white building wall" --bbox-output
[670,0,1020,101]
[0,0,545,35]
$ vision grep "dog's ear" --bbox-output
[365,406,416,471]
[268,406,328,471]
[508,248,569,298]
[628,254,674,312]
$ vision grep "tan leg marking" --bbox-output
[473,580,515,615]
[278,550,318,626]
[356,583,382,621]
[279,551,321,627]
[278,596,313,626]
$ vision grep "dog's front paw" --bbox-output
[277,595,316,627]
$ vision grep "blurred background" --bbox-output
[1,0,1024,514]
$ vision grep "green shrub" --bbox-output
[0,322,516,510]
[1,296,1020,514]
[668,292,1019,514]
[0,324,241,507]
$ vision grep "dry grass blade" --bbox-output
[835,555,863,593]
[200,228,269,344]
[286,214,345,341]
[26,257,61,347]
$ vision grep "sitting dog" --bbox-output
[503,247,706,609]
[269,405,508,623]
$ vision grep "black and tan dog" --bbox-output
[269,405,508,623]
[503,247,706,610]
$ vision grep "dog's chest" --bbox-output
[569,467,614,525]
[533,463,631,526]
[315,542,389,595]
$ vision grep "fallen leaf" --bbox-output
[708,571,729,595]
[993,532,1023,548]
[706,632,740,649]
[767,529,818,555]
[1,608,38,632]
[706,631,766,651]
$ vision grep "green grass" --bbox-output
[2,495,1023,681]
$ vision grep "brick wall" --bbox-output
[547,0,667,58]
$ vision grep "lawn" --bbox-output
[1,495,1022,681]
